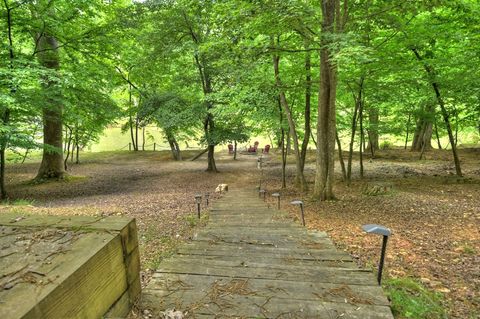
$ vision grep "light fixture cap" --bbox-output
[194,194,202,203]
[362,224,391,236]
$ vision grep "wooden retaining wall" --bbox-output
[0,213,141,319]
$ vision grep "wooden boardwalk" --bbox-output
[142,189,394,318]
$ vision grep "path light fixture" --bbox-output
[205,193,210,207]
[257,155,264,189]
[194,194,202,219]
[271,193,281,209]
[257,155,263,169]
[290,200,305,226]
[362,224,392,285]
[259,189,266,201]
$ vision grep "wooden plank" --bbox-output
[142,290,394,319]
[179,241,348,255]
[154,263,376,286]
[145,273,390,306]
[0,231,127,319]
[178,245,352,262]
[0,216,141,319]
[193,233,332,246]
[155,254,357,270]
[0,212,136,233]
[197,230,328,239]
[178,250,352,262]
[158,254,356,268]
[204,225,307,232]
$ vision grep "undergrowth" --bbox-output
[384,277,447,319]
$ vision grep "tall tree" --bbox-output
[272,36,308,192]
[34,32,65,179]
[314,0,344,200]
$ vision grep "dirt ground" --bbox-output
[2,148,479,318]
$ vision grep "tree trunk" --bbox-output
[278,99,287,189]
[206,144,216,171]
[299,39,312,173]
[281,127,287,189]
[76,144,80,164]
[411,48,462,176]
[272,45,307,192]
[73,127,80,164]
[0,110,9,200]
[404,113,411,149]
[434,118,442,149]
[191,148,208,161]
[204,108,218,172]
[336,130,347,182]
[310,130,317,146]
[173,139,182,160]
[314,0,338,200]
[286,129,292,155]
[359,99,364,178]
[128,81,136,152]
[1,2,15,199]
[346,77,363,185]
[233,140,237,160]
[64,126,72,171]
[135,116,139,151]
[411,104,434,151]
[35,34,65,180]
[188,21,218,172]
[366,106,379,151]
[166,132,181,161]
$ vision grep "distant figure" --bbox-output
[263,145,270,154]
[228,144,234,154]
[248,141,259,153]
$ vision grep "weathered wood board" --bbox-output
[142,188,394,318]
[0,213,141,319]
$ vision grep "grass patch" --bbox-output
[27,174,88,185]
[184,212,209,228]
[384,277,447,319]
[460,243,477,255]
[145,236,178,270]
[143,213,209,270]
[2,199,35,206]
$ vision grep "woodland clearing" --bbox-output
[2,148,479,318]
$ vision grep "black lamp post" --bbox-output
[258,155,264,189]
[194,194,202,219]
[290,200,305,226]
[257,155,263,169]
[205,193,210,207]
[362,224,392,285]
[272,193,280,209]
[259,189,266,201]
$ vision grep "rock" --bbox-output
[215,184,229,193]
[436,287,451,294]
